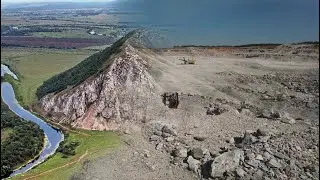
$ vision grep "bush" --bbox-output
[57,141,80,158]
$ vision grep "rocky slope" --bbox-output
[38,39,161,130]
[64,40,319,180]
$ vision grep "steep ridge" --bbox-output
[37,32,162,130]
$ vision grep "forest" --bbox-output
[1,101,45,178]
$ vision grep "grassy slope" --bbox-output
[1,48,96,106]
[11,130,119,180]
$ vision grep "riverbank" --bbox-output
[1,95,46,179]
[10,135,49,177]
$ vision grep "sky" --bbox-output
[2,0,319,45]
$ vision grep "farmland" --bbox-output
[1,47,96,106]
[1,36,113,49]
[1,3,137,49]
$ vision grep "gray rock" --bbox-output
[144,150,151,158]
[162,132,172,138]
[149,135,160,141]
[166,137,175,142]
[281,113,296,124]
[236,168,246,177]
[194,135,207,141]
[257,129,269,136]
[242,131,257,145]
[271,111,281,119]
[210,149,244,178]
[259,136,271,143]
[246,159,260,168]
[156,143,164,150]
[266,158,282,168]
[241,108,254,116]
[306,101,317,108]
[162,125,178,136]
[259,110,272,119]
[187,156,201,174]
[190,148,204,160]
[227,137,235,144]
[152,122,165,132]
[256,154,264,161]
[173,148,188,158]
[253,169,264,179]
[273,152,289,160]
[263,152,272,161]
[245,152,256,160]
[154,130,162,136]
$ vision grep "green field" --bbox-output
[11,130,120,180]
[1,48,96,106]
[31,30,101,39]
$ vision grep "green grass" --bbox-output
[31,30,102,39]
[1,48,96,106]
[1,128,13,142]
[11,130,120,180]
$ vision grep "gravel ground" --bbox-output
[72,45,319,180]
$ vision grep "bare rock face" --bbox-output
[39,45,159,130]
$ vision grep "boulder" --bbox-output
[281,113,296,124]
[187,156,201,174]
[166,137,175,142]
[266,158,282,168]
[190,148,204,160]
[193,135,207,141]
[156,143,164,150]
[256,154,264,161]
[173,148,188,158]
[259,109,272,119]
[163,132,174,138]
[242,131,257,145]
[240,108,254,116]
[210,149,244,178]
[256,129,269,136]
[149,135,160,142]
[236,168,246,177]
[162,125,178,136]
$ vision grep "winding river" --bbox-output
[1,64,64,177]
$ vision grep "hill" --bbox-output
[34,33,319,180]
[36,31,136,99]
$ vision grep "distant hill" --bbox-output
[173,41,319,48]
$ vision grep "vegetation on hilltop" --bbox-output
[1,101,45,178]
[36,30,136,99]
